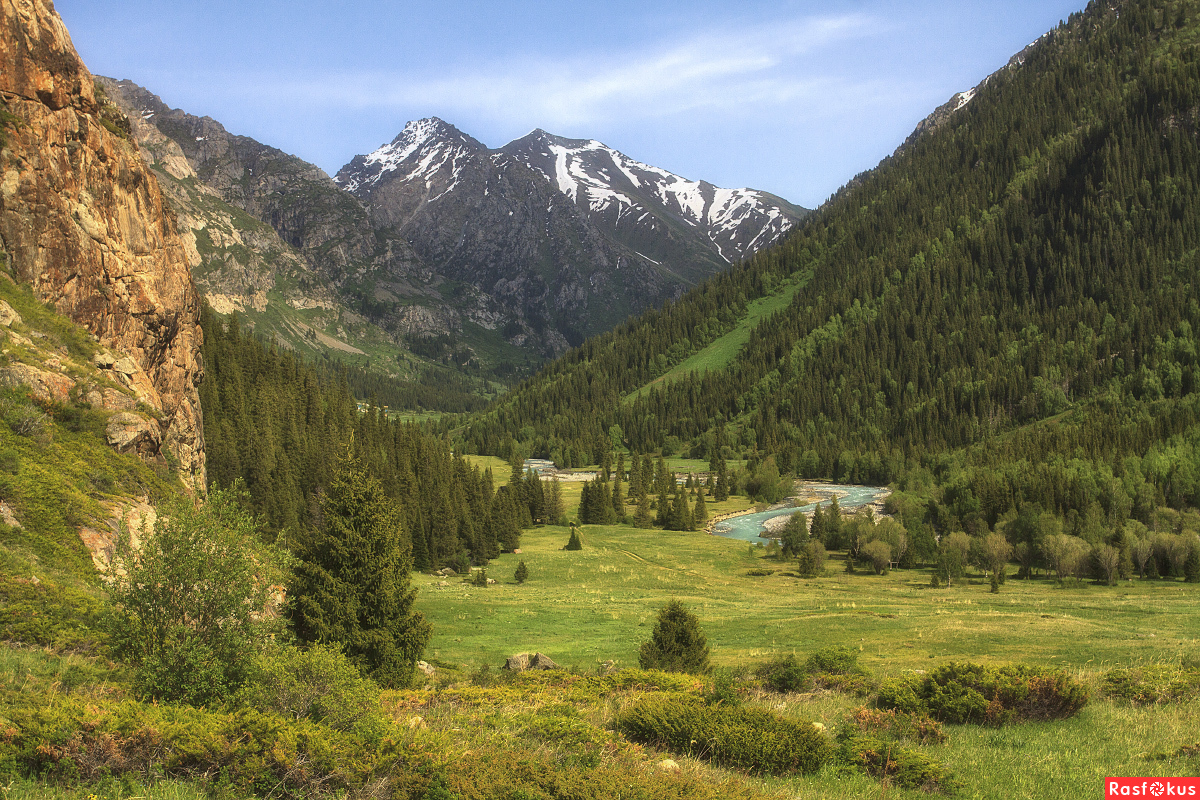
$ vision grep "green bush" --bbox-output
[106,486,290,705]
[878,662,1088,725]
[617,693,831,776]
[245,644,383,736]
[876,675,926,715]
[805,645,864,676]
[837,731,958,793]
[703,668,742,706]
[805,645,876,694]
[1101,664,1200,705]
[758,654,810,693]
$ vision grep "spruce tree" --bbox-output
[656,485,672,527]
[714,460,730,502]
[291,451,431,688]
[629,453,643,498]
[656,456,671,495]
[514,560,529,584]
[671,487,694,531]
[544,478,565,525]
[638,600,711,674]
[1185,541,1200,584]
[809,504,826,545]
[611,477,626,522]
[635,490,654,529]
[565,526,583,551]
[825,498,843,550]
[693,492,709,527]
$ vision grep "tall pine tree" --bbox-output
[291,450,431,688]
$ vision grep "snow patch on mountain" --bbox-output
[503,130,798,262]
[336,118,480,195]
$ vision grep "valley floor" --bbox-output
[415,522,1200,672]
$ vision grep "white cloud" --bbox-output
[222,12,890,130]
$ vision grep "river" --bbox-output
[711,483,889,544]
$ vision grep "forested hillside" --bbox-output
[199,308,549,570]
[462,0,1200,526]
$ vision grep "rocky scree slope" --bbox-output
[98,80,479,356]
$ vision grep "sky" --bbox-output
[55,0,1089,209]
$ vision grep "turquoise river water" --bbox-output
[711,484,888,544]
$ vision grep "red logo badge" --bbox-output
[1107,778,1200,798]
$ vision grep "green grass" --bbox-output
[0,778,230,800]
[625,273,809,403]
[411,521,1200,799]
[415,523,1200,673]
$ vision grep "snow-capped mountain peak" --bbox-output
[500,130,803,263]
[335,117,483,194]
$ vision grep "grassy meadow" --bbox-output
[411,517,1200,800]
[623,271,810,403]
[416,522,1200,673]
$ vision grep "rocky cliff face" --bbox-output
[0,0,205,489]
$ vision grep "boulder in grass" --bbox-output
[504,652,560,671]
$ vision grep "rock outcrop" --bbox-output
[503,652,561,672]
[0,0,204,489]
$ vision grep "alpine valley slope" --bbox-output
[101,83,806,368]
[462,0,1200,523]
[98,78,498,390]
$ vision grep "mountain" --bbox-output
[501,129,804,272]
[462,0,1200,525]
[96,79,486,361]
[97,90,803,370]
[336,119,806,350]
[0,0,204,489]
[336,118,648,350]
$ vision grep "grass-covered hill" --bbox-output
[461,0,1200,517]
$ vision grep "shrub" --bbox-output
[473,568,488,587]
[849,707,947,745]
[805,645,864,676]
[703,669,742,706]
[564,528,583,550]
[638,600,711,674]
[245,644,383,736]
[617,693,831,775]
[878,662,1088,725]
[837,731,957,793]
[1101,664,1200,705]
[758,654,810,693]
[876,675,925,714]
[107,486,290,705]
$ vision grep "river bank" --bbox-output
[707,482,891,543]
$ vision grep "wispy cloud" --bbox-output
[223,13,888,130]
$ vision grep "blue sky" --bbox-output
[57,0,1088,208]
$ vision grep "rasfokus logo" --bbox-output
[1106,778,1200,797]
